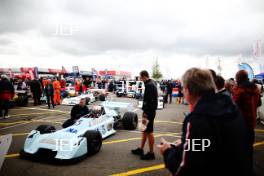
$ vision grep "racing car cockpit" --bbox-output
[85,105,105,118]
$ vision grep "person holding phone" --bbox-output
[158,68,253,176]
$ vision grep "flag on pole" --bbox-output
[253,40,262,58]
[62,66,67,74]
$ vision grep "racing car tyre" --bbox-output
[116,92,122,97]
[99,94,106,101]
[36,125,56,134]
[84,130,102,155]
[122,112,138,130]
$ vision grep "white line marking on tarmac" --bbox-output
[38,105,49,108]
[39,116,67,121]
[11,107,70,114]
[118,129,181,135]
[0,116,60,131]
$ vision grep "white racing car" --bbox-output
[62,91,96,106]
[20,101,138,162]
[90,89,108,101]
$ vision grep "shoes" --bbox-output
[4,115,10,119]
[131,148,144,156]
[131,148,155,160]
[140,152,155,160]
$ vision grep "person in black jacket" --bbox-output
[158,68,252,176]
[215,75,231,97]
[0,75,14,119]
[30,79,42,106]
[62,98,89,128]
[132,70,158,160]
[166,80,173,103]
[44,79,55,109]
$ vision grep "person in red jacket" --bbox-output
[60,79,66,88]
[0,75,14,119]
[75,80,80,95]
[232,70,260,172]
[82,83,87,93]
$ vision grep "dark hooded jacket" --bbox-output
[44,83,54,96]
[142,79,158,116]
[0,78,14,101]
[30,80,42,96]
[163,92,252,176]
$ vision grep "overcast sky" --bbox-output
[0,0,263,78]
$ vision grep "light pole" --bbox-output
[217,57,222,75]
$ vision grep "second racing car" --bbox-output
[62,91,96,106]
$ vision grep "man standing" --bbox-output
[132,70,158,160]
[44,79,55,109]
[166,80,173,104]
[53,78,61,105]
[215,75,231,97]
[30,79,42,106]
[232,70,260,173]
[0,75,14,119]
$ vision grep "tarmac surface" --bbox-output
[0,93,264,176]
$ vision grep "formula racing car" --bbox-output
[20,101,138,162]
[62,91,96,106]
[90,89,108,101]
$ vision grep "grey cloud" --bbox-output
[0,0,263,58]
[0,0,46,33]
[0,37,12,45]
